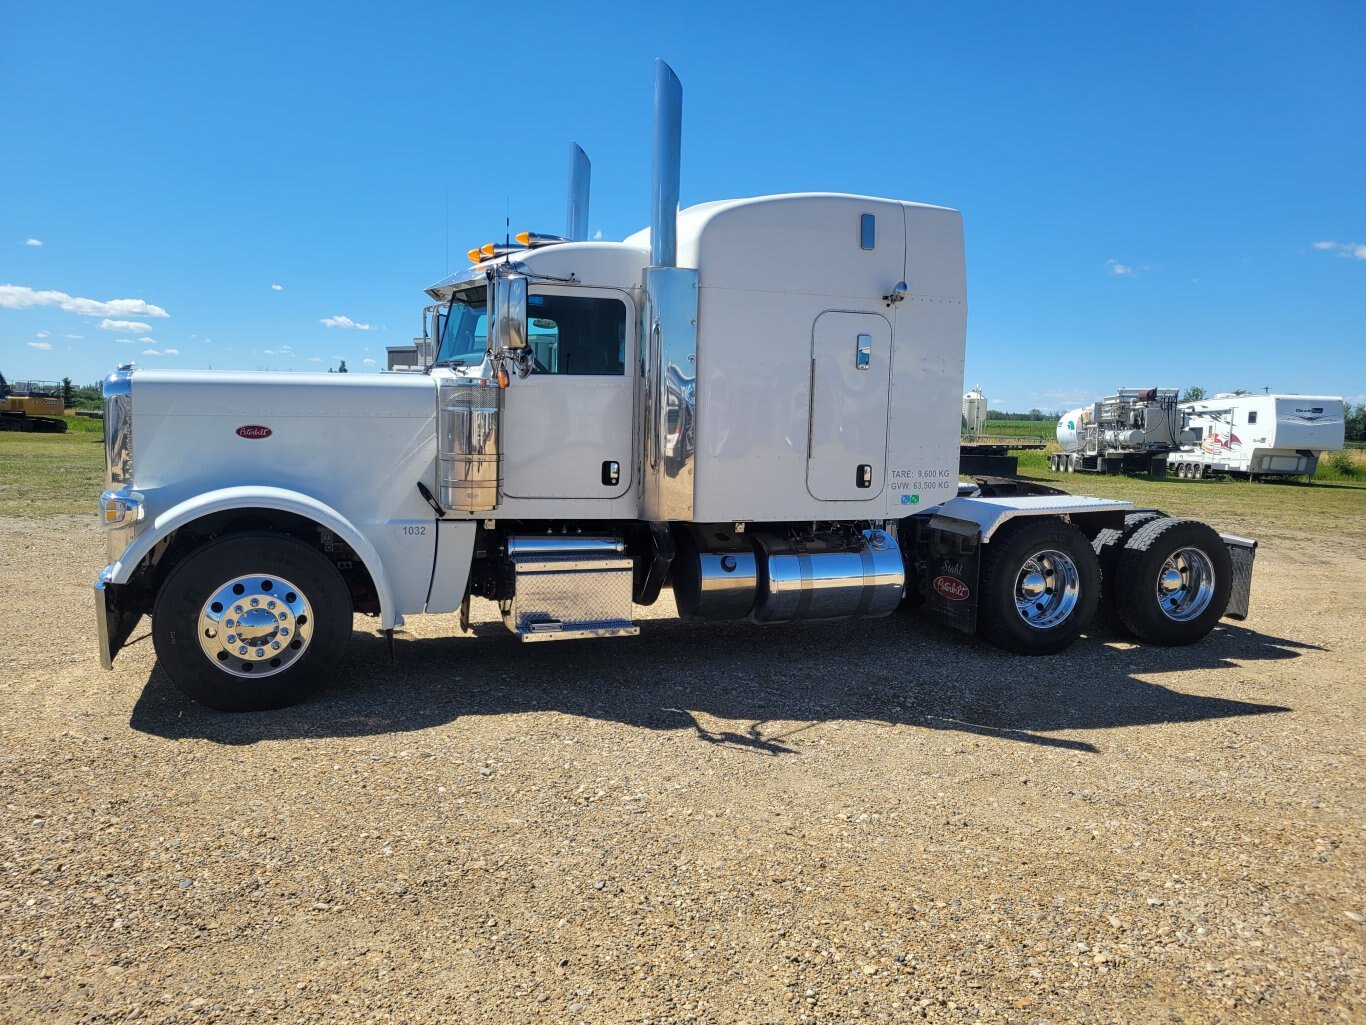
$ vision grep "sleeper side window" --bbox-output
[526,293,627,376]
[1247,411,1258,424]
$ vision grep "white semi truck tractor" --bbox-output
[93,62,1256,712]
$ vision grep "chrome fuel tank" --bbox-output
[749,529,904,624]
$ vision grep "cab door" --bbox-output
[503,285,636,500]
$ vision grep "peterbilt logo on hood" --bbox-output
[932,575,970,602]
[235,425,272,439]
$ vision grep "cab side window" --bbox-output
[527,293,627,376]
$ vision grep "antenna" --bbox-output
[444,186,449,273]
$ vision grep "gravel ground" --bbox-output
[1,514,1362,1024]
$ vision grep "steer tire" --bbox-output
[978,519,1100,656]
[1114,518,1232,646]
[152,532,353,712]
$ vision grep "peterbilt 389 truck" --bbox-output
[94,62,1255,712]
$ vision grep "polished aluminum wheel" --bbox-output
[197,573,312,678]
[1154,547,1215,622]
[1013,549,1081,630]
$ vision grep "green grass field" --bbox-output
[1011,449,1366,543]
[979,419,1055,440]
[0,429,105,518]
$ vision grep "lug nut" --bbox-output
[224,618,234,628]
[280,628,289,636]
[255,648,265,657]
[234,605,243,614]
[250,598,260,607]
[226,634,236,644]
[238,646,248,655]
[272,641,281,650]
[267,601,276,610]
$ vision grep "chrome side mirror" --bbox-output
[491,274,528,352]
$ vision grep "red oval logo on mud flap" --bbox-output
[932,575,970,602]
[235,425,272,439]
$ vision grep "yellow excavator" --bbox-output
[0,373,68,433]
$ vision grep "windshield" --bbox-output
[434,285,488,366]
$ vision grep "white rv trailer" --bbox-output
[92,62,1257,712]
[1171,394,1345,480]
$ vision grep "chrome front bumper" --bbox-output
[94,566,143,670]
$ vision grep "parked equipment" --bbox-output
[1052,388,1193,478]
[0,374,68,433]
[1172,394,1345,481]
[92,63,1257,712]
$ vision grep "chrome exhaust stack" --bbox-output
[641,58,697,521]
[566,142,590,242]
[650,59,682,268]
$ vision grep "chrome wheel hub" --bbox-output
[1012,549,1080,630]
[198,573,312,678]
[1155,547,1215,622]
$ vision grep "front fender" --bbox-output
[108,486,403,629]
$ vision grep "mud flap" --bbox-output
[924,525,981,634]
[1221,533,1257,620]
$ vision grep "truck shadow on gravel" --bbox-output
[128,613,1310,754]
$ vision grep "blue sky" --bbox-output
[2,1,1362,411]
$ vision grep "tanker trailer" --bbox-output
[1051,388,1195,478]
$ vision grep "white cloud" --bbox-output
[362,358,377,366]
[25,239,42,247]
[0,285,168,318]
[27,340,52,350]
[592,229,603,241]
[36,330,49,338]
[163,347,180,356]
[271,283,284,291]
[1107,259,1133,276]
[142,348,162,355]
[320,315,371,330]
[137,337,158,345]
[64,333,82,339]
[99,318,152,333]
[1310,240,1366,260]
[309,356,323,363]
[263,349,275,355]
[115,338,135,344]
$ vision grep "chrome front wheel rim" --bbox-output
[1155,547,1215,622]
[1013,549,1081,630]
[197,573,313,678]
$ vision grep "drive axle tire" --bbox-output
[1113,518,1231,646]
[152,532,352,711]
[1092,512,1163,611]
[978,519,1100,655]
